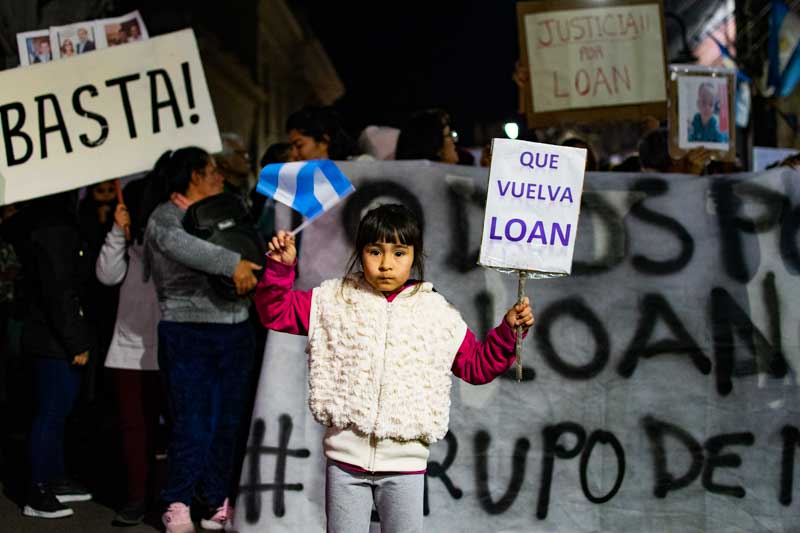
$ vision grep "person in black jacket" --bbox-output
[1,190,95,519]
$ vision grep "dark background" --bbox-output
[295,1,521,144]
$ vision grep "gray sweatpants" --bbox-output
[326,461,424,533]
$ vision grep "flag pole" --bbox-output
[289,217,314,237]
[515,270,527,382]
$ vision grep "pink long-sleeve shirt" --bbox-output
[255,257,519,384]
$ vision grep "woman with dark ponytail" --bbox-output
[143,147,261,532]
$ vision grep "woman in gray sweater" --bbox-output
[142,147,261,533]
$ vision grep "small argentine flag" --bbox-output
[256,159,354,233]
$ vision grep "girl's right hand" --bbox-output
[267,230,297,265]
[113,203,131,238]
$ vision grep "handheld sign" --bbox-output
[479,138,586,378]
[0,28,220,205]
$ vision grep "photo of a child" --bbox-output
[677,74,730,151]
[688,82,727,143]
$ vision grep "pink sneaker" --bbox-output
[162,502,195,533]
[200,498,233,531]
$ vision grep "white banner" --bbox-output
[525,3,667,113]
[240,161,800,533]
[479,139,586,275]
[0,28,220,205]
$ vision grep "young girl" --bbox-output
[255,204,533,533]
[95,177,164,526]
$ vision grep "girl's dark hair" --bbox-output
[285,105,356,160]
[123,175,151,244]
[395,108,451,162]
[139,147,210,230]
[344,204,425,282]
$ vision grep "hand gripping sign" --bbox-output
[479,138,586,379]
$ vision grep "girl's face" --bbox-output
[361,240,414,294]
[288,129,329,161]
[697,88,715,123]
[92,180,116,204]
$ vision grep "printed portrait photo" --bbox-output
[677,75,730,151]
[98,11,148,47]
[47,22,99,60]
[72,25,98,54]
[16,30,52,66]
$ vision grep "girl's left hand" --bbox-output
[505,296,534,331]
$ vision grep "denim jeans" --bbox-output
[158,320,254,507]
[29,357,83,485]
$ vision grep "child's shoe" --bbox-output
[112,499,146,526]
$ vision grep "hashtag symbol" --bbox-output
[241,415,311,523]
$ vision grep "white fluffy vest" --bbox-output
[307,275,467,443]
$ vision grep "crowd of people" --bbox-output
[0,100,797,533]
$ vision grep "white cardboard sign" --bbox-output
[0,28,221,205]
[478,138,586,275]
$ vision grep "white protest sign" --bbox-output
[524,2,667,113]
[479,138,586,275]
[0,28,220,205]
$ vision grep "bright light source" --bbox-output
[451,130,459,143]
[503,122,519,139]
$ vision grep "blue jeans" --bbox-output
[158,320,254,507]
[29,357,83,485]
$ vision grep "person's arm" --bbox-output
[254,256,312,335]
[451,297,534,384]
[96,205,129,285]
[151,207,241,277]
[33,226,93,359]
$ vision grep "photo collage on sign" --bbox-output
[16,10,148,66]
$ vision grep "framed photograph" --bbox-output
[16,29,53,66]
[96,10,148,48]
[668,64,736,162]
[49,22,100,59]
[516,0,668,128]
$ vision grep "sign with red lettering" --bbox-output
[517,0,667,127]
[478,139,586,276]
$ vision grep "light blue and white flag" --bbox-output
[256,159,354,226]
[769,0,800,97]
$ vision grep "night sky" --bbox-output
[299,1,522,145]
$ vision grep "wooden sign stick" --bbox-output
[515,270,527,382]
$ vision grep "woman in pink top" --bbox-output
[255,204,534,533]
